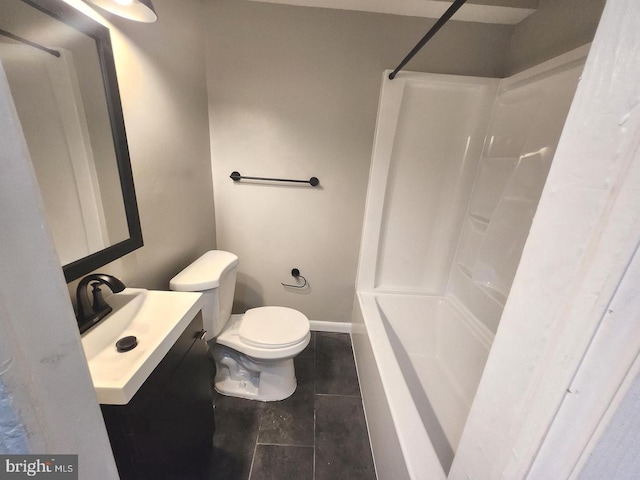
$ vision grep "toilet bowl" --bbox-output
[213,308,310,401]
[170,250,310,401]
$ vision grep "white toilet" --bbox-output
[169,250,311,401]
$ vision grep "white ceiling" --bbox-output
[247,0,538,24]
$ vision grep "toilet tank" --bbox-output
[169,250,239,340]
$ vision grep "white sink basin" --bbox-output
[80,288,203,405]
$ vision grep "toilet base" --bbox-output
[212,344,297,401]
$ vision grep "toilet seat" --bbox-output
[216,308,311,360]
[239,307,309,349]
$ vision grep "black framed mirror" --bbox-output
[0,0,142,282]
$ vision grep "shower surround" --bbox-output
[351,46,588,479]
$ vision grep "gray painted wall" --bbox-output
[69,0,216,296]
[205,0,513,323]
[505,0,606,75]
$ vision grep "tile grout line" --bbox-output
[255,442,315,448]
[247,431,260,480]
[248,401,265,480]
[315,392,362,398]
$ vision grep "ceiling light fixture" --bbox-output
[85,0,158,23]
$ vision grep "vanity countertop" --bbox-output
[80,288,203,404]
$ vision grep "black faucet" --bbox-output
[76,273,126,333]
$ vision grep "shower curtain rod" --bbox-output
[389,0,468,80]
[0,28,60,58]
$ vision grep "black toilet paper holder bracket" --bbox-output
[281,268,308,288]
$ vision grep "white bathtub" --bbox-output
[352,293,493,479]
[353,61,585,478]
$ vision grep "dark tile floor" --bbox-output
[208,332,377,480]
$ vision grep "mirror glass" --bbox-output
[0,0,142,282]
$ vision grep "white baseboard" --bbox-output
[309,320,352,333]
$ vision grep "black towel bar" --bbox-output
[230,171,319,187]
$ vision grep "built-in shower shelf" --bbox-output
[468,212,491,225]
[454,263,507,307]
[477,283,507,306]
[456,263,474,278]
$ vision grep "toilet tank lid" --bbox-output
[169,250,239,291]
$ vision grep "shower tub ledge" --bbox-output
[352,292,493,480]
